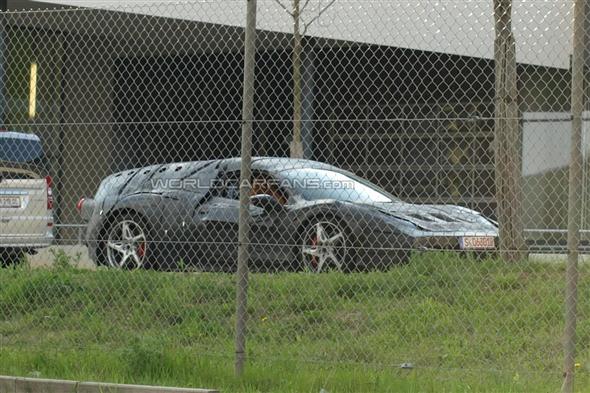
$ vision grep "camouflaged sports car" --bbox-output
[78,157,498,272]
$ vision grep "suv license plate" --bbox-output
[0,196,21,208]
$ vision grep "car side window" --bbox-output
[216,171,240,200]
[216,171,289,205]
[251,172,289,205]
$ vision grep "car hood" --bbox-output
[365,202,497,234]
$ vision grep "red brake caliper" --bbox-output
[310,235,318,269]
[137,242,146,258]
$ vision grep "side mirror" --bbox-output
[250,194,283,213]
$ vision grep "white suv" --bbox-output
[0,132,54,265]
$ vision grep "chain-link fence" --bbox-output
[0,0,589,390]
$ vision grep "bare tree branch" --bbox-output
[301,0,336,36]
[271,0,337,158]
[300,0,312,13]
[274,0,294,17]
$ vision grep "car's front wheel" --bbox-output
[104,214,149,270]
[300,220,349,273]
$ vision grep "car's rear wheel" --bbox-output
[105,215,148,270]
[301,220,349,273]
[0,248,25,268]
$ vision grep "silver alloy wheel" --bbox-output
[301,221,347,273]
[106,219,147,269]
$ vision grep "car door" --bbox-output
[248,200,293,268]
[192,201,264,270]
[192,170,286,270]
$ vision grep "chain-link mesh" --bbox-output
[0,0,588,390]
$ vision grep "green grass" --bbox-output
[1,252,590,392]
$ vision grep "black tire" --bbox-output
[0,248,26,268]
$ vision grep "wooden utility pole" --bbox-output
[235,0,257,377]
[562,1,585,391]
[493,0,526,262]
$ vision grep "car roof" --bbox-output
[105,157,347,192]
[0,131,41,141]
[220,157,341,173]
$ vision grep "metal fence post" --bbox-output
[563,1,586,391]
[235,0,257,377]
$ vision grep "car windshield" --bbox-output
[280,168,400,204]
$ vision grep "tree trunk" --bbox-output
[493,0,526,261]
[290,0,304,158]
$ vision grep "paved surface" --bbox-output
[528,253,590,263]
[28,245,96,270]
[25,245,586,270]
